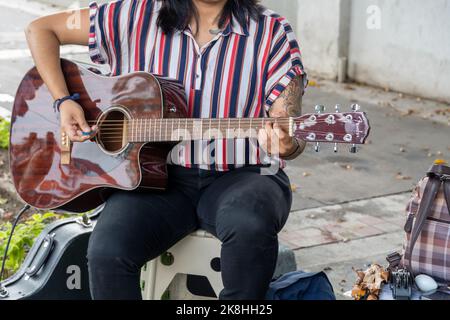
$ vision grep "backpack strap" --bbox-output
[430,164,450,215]
[406,172,442,275]
[444,180,450,215]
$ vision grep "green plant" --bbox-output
[0,212,63,278]
[0,117,10,149]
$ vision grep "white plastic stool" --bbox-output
[140,230,223,300]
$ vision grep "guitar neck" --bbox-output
[123,118,292,142]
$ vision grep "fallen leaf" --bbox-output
[308,80,318,87]
[396,173,412,180]
[290,184,298,192]
[401,109,415,116]
[0,198,7,205]
[302,172,311,177]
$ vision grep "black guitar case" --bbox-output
[0,206,103,300]
[0,205,217,300]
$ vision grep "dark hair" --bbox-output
[157,0,262,35]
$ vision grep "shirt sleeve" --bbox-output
[88,1,111,65]
[89,0,135,67]
[264,17,307,110]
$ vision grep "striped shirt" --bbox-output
[89,0,307,171]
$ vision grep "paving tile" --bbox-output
[350,225,385,238]
[371,222,403,233]
[357,215,386,226]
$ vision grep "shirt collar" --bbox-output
[222,14,249,37]
[182,14,249,38]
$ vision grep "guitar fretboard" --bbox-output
[117,118,292,142]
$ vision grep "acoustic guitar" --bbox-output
[9,59,370,212]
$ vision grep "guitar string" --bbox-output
[85,117,355,124]
[96,130,357,143]
[85,119,352,128]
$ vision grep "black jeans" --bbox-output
[86,165,292,300]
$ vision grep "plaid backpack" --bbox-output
[401,161,450,283]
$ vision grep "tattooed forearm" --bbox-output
[267,75,307,160]
[269,75,304,118]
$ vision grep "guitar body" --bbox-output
[10,59,187,212]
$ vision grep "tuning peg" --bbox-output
[350,144,358,153]
[315,105,325,114]
[351,103,361,112]
[315,142,320,152]
[334,143,338,153]
[335,104,341,113]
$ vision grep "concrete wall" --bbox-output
[347,0,450,103]
[262,0,450,103]
[262,0,346,80]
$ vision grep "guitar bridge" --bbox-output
[60,132,72,165]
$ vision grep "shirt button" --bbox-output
[196,74,200,78]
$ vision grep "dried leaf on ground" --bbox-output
[290,184,298,192]
[0,197,7,205]
[302,172,311,177]
[396,173,412,180]
[351,264,389,301]
[401,109,415,116]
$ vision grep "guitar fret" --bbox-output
[153,118,156,142]
[159,118,162,142]
[238,118,241,139]
[209,118,212,140]
[165,118,168,142]
[140,119,143,142]
[145,119,148,142]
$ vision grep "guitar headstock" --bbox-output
[293,104,371,153]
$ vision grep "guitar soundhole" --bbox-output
[96,107,130,155]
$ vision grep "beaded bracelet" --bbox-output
[53,93,80,112]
